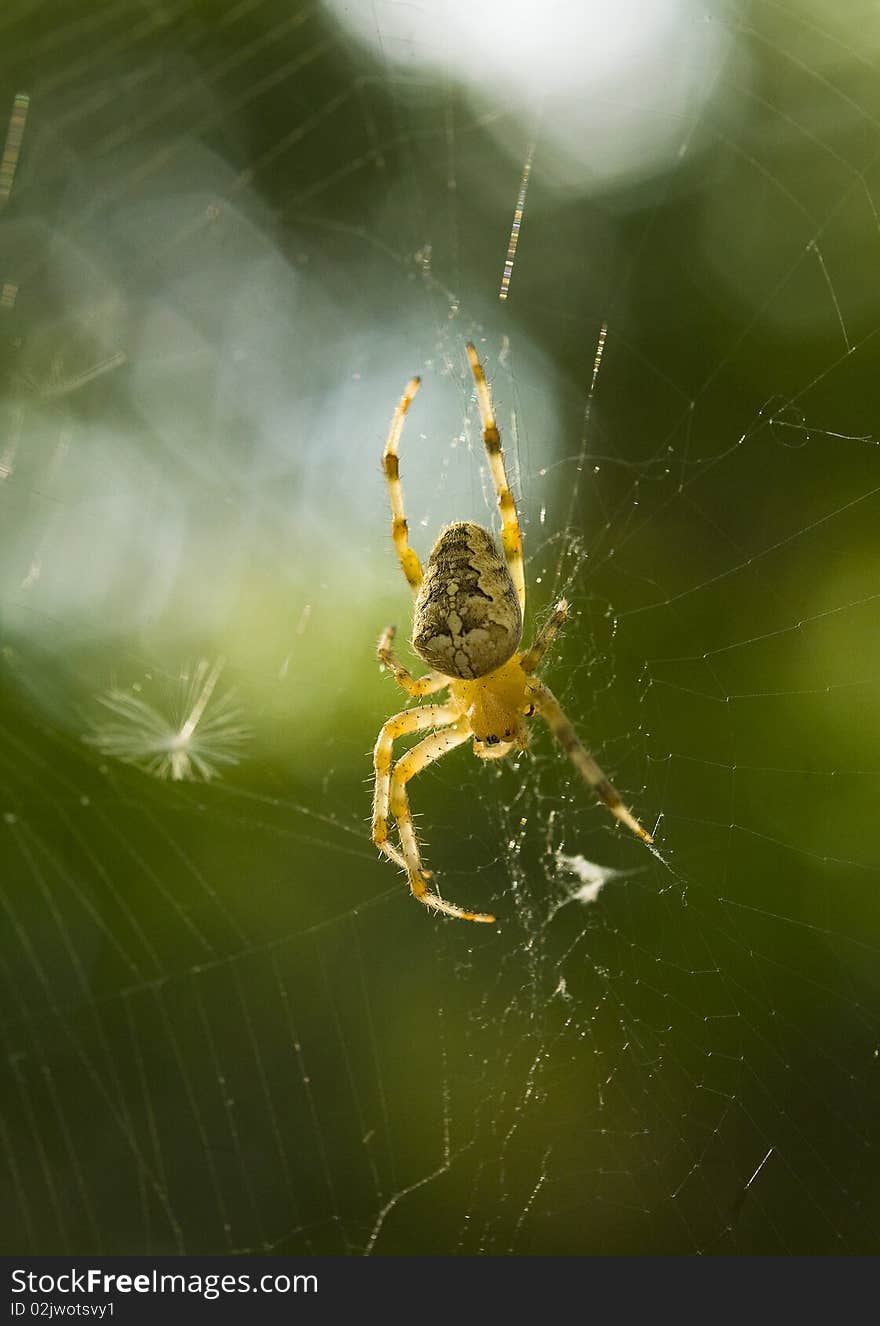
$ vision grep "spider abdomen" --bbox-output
[412,521,522,679]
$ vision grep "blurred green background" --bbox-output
[1,0,879,1255]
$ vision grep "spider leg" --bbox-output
[382,375,424,595]
[466,342,526,616]
[520,598,570,674]
[389,719,496,923]
[373,703,458,871]
[529,680,653,843]
[377,625,450,697]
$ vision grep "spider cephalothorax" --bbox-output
[372,342,652,924]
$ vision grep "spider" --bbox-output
[372,342,653,923]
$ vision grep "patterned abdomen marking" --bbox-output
[412,522,523,679]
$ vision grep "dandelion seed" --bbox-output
[86,658,250,781]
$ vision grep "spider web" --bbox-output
[1,0,879,1256]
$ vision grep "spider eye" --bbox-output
[525,705,535,717]
[484,733,500,746]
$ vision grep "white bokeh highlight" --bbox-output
[324,0,732,194]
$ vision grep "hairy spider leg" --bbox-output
[465,343,526,616]
[388,718,496,923]
[520,598,570,674]
[377,625,450,697]
[373,703,458,871]
[382,375,424,594]
[529,680,653,843]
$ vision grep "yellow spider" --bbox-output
[372,343,653,923]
